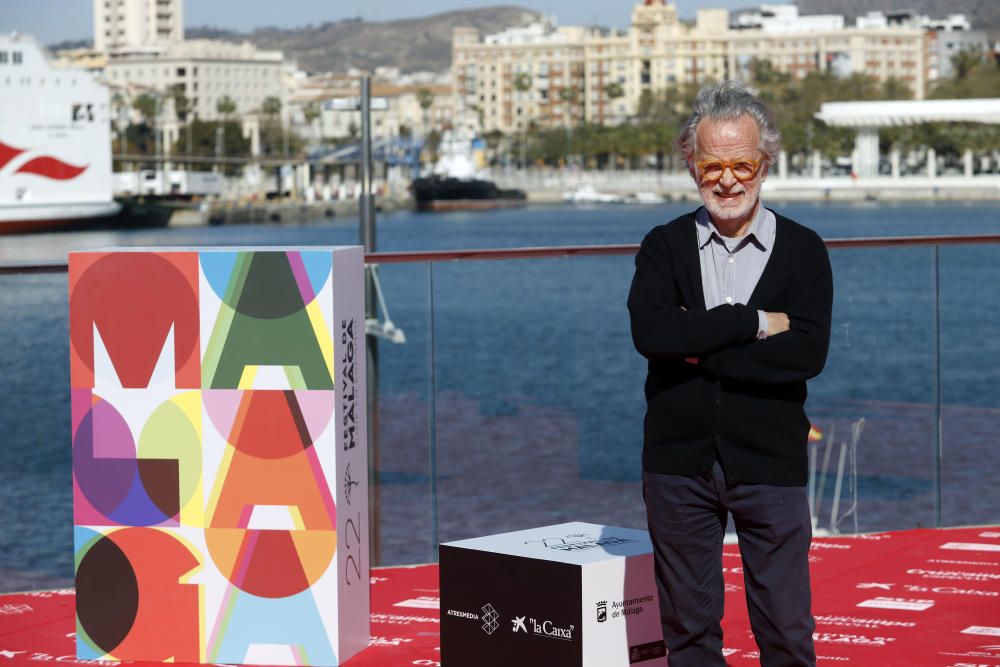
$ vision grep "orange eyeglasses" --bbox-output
[695,157,763,183]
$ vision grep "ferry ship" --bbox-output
[0,32,122,234]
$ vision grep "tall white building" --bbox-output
[93,0,184,52]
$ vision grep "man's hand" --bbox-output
[766,311,790,336]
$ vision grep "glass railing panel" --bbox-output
[1,237,995,592]
[368,261,436,566]
[0,273,74,592]
[808,245,939,534]
[939,243,1000,527]
[427,254,648,547]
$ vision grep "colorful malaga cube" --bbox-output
[68,247,369,666]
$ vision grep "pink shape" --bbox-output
[71,388,94,439]
[204,390,244,441]
[91,397,135,459]
[286,252,316,305]
[294,390,335,442]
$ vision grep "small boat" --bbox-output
[562,184,624,204]
[627,191,667,205]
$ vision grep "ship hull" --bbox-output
[411,176,527,213]
[0,202,121,235]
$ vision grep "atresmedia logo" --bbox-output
[481,603,500,635]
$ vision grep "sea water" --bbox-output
[1,200,999,588]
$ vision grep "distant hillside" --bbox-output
[797,0,1000,36]
[187,6,540,74]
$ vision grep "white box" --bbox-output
[440,522,666,667]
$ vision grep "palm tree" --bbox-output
[303,101,321,144]
[216,95,236,121]
[603,81,625,168]
[417,87,434,139]
[513,73,532,168]
[112,91,129,164]
[132,93,159,157]
[260,96,284,155]
[169,83,192,162]
[215,95,237,161]
[133,93,157,127]
[557,86,578,165]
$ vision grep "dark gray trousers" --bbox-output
[643,461,815,667]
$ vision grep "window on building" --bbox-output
[12,51,22,65]
[177,67,186,76]
[0,52,7,64]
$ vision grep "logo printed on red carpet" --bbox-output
[904,584,999,597]
[928,558,1000,567]
[814,614,916,630]
[938,644,1000,659]
[857,597,934,611]
[856,582,893,590]
[813,632,897,647]
[0,604,32,615]
[940,542,1000,553]
[394,596,440,609]
[907,569,1000,582]
[963,627,1000,637]
[371,613,439,625]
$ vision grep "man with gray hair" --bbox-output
[627,81,832,666]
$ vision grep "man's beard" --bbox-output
[700,178,762,230]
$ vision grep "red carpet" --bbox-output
[1,526,998,666]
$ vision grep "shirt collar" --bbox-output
[696,203,771,251]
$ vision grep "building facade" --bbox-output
[103,40,285,122]
[452,0,980,134]
[93,0,184,52]
[303,75,454,143]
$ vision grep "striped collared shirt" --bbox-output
[695,204,776,339]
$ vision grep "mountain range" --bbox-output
[187,7,540,74]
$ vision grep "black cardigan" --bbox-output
[627,209,833,486]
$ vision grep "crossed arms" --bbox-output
[627,229,833,385]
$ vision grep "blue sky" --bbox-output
[1,0,778,44]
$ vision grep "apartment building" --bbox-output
[452,0,960,133]
[93,0,184,52]
[301,74,455,142]
[103,40,285,122]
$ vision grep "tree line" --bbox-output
[114,87,309,171]
[114,47,1000,173]
[513,48,1000,171]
